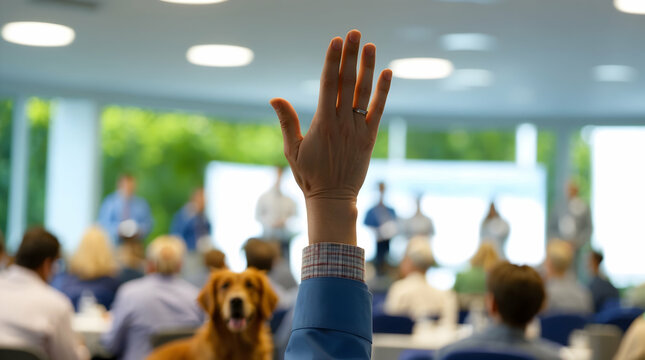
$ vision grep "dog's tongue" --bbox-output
[228,318,247,330]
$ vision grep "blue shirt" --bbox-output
[170,205,211,251]
[285,277,373,359]
[51,273,120,311]
[589,276,620,313]
[436,323,562,360]
[98,192,153,242]
[101,274,204,360]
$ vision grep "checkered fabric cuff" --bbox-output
[301,243,365,283]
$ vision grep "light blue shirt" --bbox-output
[101,274,204,360]
[436,323,561,360]
[98,192,153,242]
[285,277,373,359]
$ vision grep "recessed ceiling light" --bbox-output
[440,33,495,51]
[1,21,75,47]
[187,45,254,67]
[593,65,637,82]
[160,0,228,4]
[389,58,454,79]
[614,0,645,14]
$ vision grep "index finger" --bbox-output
[317,37,343,117]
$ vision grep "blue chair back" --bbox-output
[372,291,387,313]
[270,308,289,334]
[441,348,536,360]
[593,307,644,333]
[539,313,588,346]
[372,313,415,334]
[399,349,434,360]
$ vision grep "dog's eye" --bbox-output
[245,280,255,289]
[221,281,230,290]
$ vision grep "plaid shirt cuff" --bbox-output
[301,243,365,283]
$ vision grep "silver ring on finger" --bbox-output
[353,107,368,116]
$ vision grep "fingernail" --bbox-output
[384,70,392,81]
[331,38,342,50]
[348,31,360,43]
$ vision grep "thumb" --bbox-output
[270,98,303,160]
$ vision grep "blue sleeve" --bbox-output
[170,209,184,236]
[285,277,372,360]
[364,208,378,227]
[97,195,119,242]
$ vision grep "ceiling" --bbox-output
[1,0,645,125]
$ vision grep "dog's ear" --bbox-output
[256,270,279,320]
[198,270,222,315]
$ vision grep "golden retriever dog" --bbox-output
[147,268,278,360]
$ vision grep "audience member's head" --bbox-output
[146,235,186,276]
[400,236,434,277]
[118,240,145,270]
[15,227,60,281]
[118,173,136,198]
[191,187,206,213]
[588,250,604,277]
[244,238,278,272]
[470,243,500,271]
[68,226,118,280]
[545,239,574,278]
[203,249,227,271]
[486,262,546,329]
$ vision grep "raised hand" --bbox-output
[270,29,392,245]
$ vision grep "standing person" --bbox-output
[171,187,212,252]
[544,239,593,314]
[101,235,204,360]
[587,250,619,313]
[364,181,397,274]
[98,174,153,243]
[480,201,510,257]
[255,167,297,259]
[270,29,392,358]
[401,194,435,240]
[0,227,88,360]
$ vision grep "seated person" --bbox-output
[384,236,457,326]
[244,238,297,310]
[587,250,619,312]
[52,226,121,310]
[544,239,593,314]
[454,243,500,309]
[614,313,645,360]
[0,227,87,360]
[185,248,227,287]
[115,240,145,285]
[101,235,204,360]
[437,262,561,360]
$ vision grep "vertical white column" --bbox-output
[388,117,407,161]
[45,98,101,251]
[515,123,538,167]
[6,96,29,252]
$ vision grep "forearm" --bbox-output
[306,198,358,246]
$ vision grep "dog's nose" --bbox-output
[230,297,243,313]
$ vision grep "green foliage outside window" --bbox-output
[406,127,516,161]
[0,100,12,234]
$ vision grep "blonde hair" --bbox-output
[470,243,500,271]
[68,226,118,280]
[147,235,186,275]
[547,239,574,274]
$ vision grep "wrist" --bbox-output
[305,197,358,246]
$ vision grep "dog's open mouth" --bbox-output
[227,316,248,332]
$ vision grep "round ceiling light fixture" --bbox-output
[1,21,75,47]
[614,0,645,14]
[389,57,454,79]
[592,65,637,82]
[161,0,228,4]
[187,44,254,67]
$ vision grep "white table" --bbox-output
[72,314,112,357]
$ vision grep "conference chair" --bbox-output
[399,349,434,360]
[372,313,415,334]
[149,327,197,349]
[0,346,48,360]
[593,307,643,333]
[270,308,289,334]
[440,348,536,360]
[539,313,588,346]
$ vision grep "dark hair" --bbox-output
[203,249,226,270]
[487,262,545,328]
[591,251,603,265]
[244,238,277,272]
[0,229,5,254]
[15,227,60,270]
